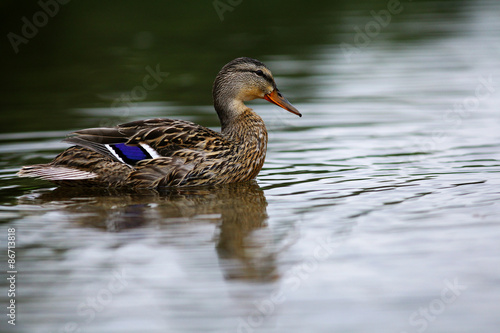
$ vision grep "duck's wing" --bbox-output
[64,118,230,166]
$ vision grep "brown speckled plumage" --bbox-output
[18,57,301,189]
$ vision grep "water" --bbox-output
[1,0,500,332]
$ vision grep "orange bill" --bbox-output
[264,90,302,117]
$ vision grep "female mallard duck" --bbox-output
[18,57,301,188]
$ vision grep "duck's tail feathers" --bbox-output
[17,165,98,181]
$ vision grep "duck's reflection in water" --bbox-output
[29,181,277,281]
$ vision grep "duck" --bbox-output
[17,57,302,189]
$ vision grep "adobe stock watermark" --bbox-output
[400,278,467,333]
[58,268,128,333]
[236,234,339,333]
[340,0,405,62]
[7,0,71,54]
[100,64,169,128]
[441,75,496,128]
[398,74,496,176]
[213,0,243,21]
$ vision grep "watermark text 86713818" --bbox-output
[6,228,17,326]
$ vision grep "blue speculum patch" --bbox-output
[112,143,150,164]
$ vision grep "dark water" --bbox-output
[1,0,500,332]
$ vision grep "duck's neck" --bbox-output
[216,101,267,143]
[215,102,269,181]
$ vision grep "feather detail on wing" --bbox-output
[63,118,231,166]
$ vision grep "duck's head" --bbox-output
[213,57,301,126]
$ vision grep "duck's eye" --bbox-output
[255,70,265,77]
